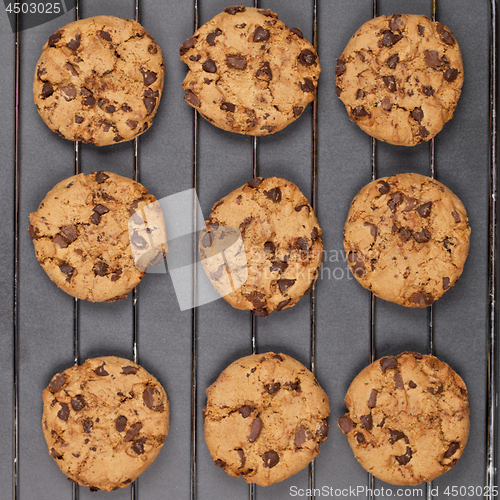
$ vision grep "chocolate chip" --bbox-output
[450,210,461,223]
[311,227,320,240]
[143,387,160,409]
[394,372,404,389]
[270,262,288,273]
[356,89,365,100]
[348,251,365,278]
[380,356,398,373]
[71,395,86,411]
[143,97,156,115]
[336,59,346,77]
[201,59,217,73]
[179,36,197,55]
[388,192,403,213]
[266,382,281,394]
[264,187,282,203]
[59,265,74,279]
[378,97,391,111]
[278,279,295,293]
[425,50,443,67]
[275,299,291,311]
[299,49,316,66]
[383,75,397,92]
[122,366,137,375]
[52,234,68,248]
[48,32,61,46]
[125,119,138,130]
[264,241,275,254]
[253,26,270,42]
[418,25,425,36]
[444,68,459,82]
[296,238,309,251]
[94,363,109,376]
[221,102,235,112]
[93,204,109,216]
[142,70,157,86]
[262,450,279,468]
[184,90,201,108]
[131,438,146,455]
[416,201,432,218]
[124,422,143,442]
[248,177,263,188]
[225,5,245,15]
[396,446,413,465]
[408,380,417,389]
[239,405,252,418]
[226,54,247,70]
[49,374,66,392]
[294,426,312,448]
[441,276,451,291]
[248,417,263,442]
[316,419,329,442]
[256,62,272,80]
[41,82,54,98]
[74,114,84,124]
[236,449,245,468]
[351,106,370,118]
[382,30,402,47]
[387,54,399,69]
[207,28,222,46]
[93,173,108,186]
[427,383,444,395]
[293,106,304,117]
[246,291,265,309]
[420,126,430,138]
[301,78,316,93]
[423,86,435,96]
[338,415,354,434]
[413,228,431,243]
[399,227,412,242]
[99,30,112,41]
[356,432,365,444]
[57,403,69,421]
[115,416,127,432]
[83,419,93,434]
[50,448,63,459]
[214,458,226,469]
[389,14,405,31]
[290,27,304,38]
[378,180,390,194]
[66,34,81,51]
[411,107,424,123]
[239,217,252,234]
[389,429,407,444]
[437,22,455,45]
[444,441,460,458]
[360,414,373,431]
[409,291,434,306]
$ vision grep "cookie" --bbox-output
[29,171,167,302]
[336,14,463,146]
[180,6,320,135]
[34,16,164,146]
[204,352,330,486]
[344,173,470,307]
[42,356,169,491]
[338,352,469,485]
[200,177,322,316]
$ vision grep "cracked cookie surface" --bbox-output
[343,173,470,307]
[204,352,330,486]
[34,16,164,146]
[42,356,169,491]
[336,14,463,146]
[338,352,469,485]
[180,6,320,135]
[202,177,322,316]
[29,171,167,302]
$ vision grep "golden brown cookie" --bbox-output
[201,177,322,316]
[180,6,320,135]
[204,352,330,486]
[29,171,167,302]
[344,173,470,307]
[34,16,164,146]
[336,14,463,146]
[42,356,169,491]
[338,352,469,485]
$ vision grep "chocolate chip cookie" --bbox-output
[180,6,320,135]
[34,16,164,146]
[201,177,322,316]
[344,173,470,307]
[336,14,463,146]
[204,352,330,486]
[42,356,169,491]
[338,352,469,485]
[29,171,167,302]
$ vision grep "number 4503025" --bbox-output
[443,485,498,497]
[5,3,61,14]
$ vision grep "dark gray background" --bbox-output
[0,0,497,499]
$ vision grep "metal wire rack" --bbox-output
[9,1,499,499]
